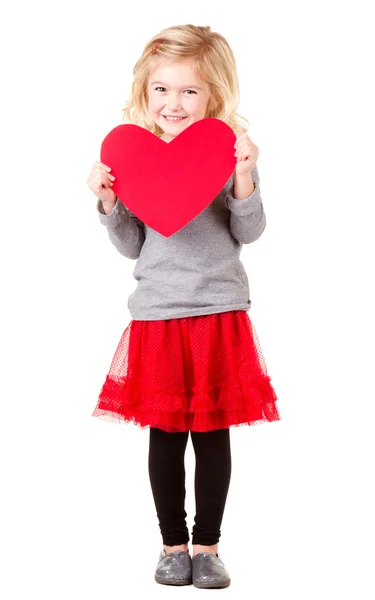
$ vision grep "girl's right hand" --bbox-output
[87,161,116,209]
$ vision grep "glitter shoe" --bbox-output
[154,549,192,586]
[192,552,231,588]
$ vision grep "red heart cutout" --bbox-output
[100,118,237,237]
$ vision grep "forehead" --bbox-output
[148,59,204,86]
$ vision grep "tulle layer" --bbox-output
[92,310,280,432]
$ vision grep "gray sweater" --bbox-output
[97,164,266,321]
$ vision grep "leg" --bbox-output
[148,427,190,550]
[190,428,232,555]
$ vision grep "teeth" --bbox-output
[164,116,184,121]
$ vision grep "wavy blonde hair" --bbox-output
[122,24,249,136]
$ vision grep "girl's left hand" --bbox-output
[234,129,259,176]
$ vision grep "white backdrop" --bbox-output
[1,0,374,598]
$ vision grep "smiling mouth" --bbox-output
[162,115,187,122]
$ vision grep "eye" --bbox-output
[154,87,197,94]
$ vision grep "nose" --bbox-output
[166,92,182,111]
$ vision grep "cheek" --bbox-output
[187,99,205,116]
[148,95,162,113]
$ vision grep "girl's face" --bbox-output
[147,60,210,142]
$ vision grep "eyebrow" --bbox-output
[150,81,204,90]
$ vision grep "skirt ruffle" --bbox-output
[92,310,280,432]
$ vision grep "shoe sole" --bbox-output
[193,579,231,589]
[155,575,192,586]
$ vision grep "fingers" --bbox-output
[234,137,251,161]
[234,131,259,163]
[234,129,248,148]
[96,161,112,172]
[235,141,252,161]
[87,161,116,192]
[93,161,115,180]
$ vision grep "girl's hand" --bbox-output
[234,129,259,177]
[86,161,116,207]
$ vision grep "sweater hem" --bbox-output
[129,302,252,321]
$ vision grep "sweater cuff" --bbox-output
[224,181,262,216]
[97,198,122,226]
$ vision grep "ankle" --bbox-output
[192,543,218,557]
[164,543,189,554]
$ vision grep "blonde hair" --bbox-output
[121,24,249,136]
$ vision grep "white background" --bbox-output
[1,0,374,598]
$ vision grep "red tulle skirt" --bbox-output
[92,310,280,432]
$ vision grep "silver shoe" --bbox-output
[154,549,192,586]
[192,552,231,588]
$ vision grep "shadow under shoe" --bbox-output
[154,549,192,586]
[192,552,231,588]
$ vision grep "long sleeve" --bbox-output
[224,164,266,244]
[97,197,145,259]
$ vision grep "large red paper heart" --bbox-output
[100,118,236,237]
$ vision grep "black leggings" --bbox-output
[148,427,232,546]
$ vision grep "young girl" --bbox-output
[87,24,280,589]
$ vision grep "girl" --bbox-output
[87,24,280,589]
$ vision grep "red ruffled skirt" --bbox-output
[92,310,280,432]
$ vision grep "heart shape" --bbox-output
[100,118,237,237]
